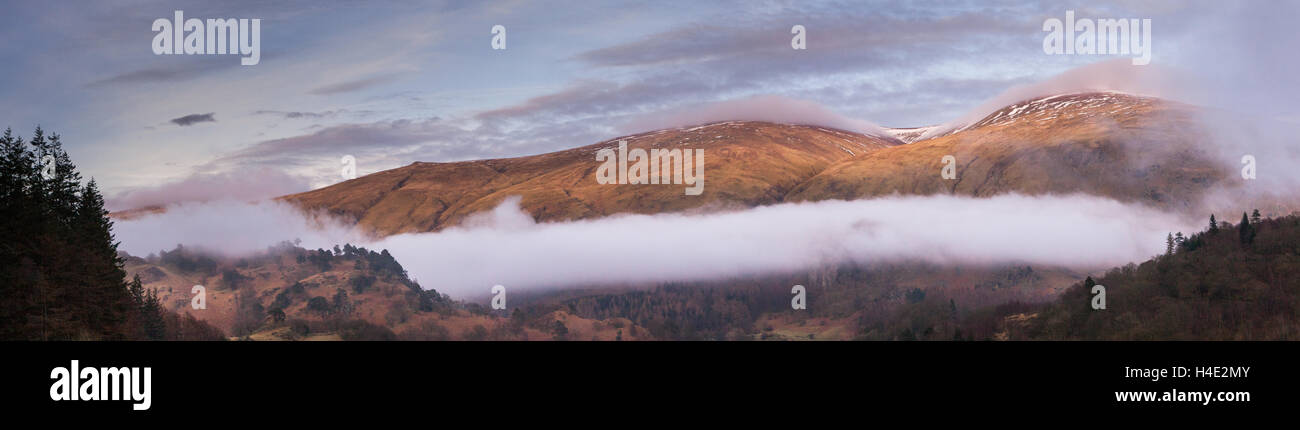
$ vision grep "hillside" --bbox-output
[787,92,1227,211]
[904,211,1300,341]
[123,243,648,341]
[990,212,1300,340]
[509,261,1084,340]
[276,93,1229,236]
[279,121,900,236]
[122,239,1099,341]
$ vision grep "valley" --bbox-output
[102,91,1298,341]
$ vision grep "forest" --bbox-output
[0,127,224,340]
[985,211,1300,340]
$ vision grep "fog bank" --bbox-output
[116,194,1194,297]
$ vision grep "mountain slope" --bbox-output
[787,92,1228,210]
[970,213,1300,340]
[280,92,1231,236]
[123,243,649,340]
[280,121,900,236]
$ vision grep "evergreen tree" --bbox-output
[0,127,223,340]
[128,274,145,307]
[1209,214,1219,234]
[1239,212,1256,245]
[1165,233,1175,256]
[141,289,167,340]
[76,179,132,338]
[1251,209,1262,225]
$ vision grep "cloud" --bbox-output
[200,114,616,186]
[622,94,889,137]
[114,199,363,257]
[574,11,1029,70]
[252,109,361,120]
[84,60,224,88]
[474,79,713,123]
[463,5,1076,139]
[107,167,313,211]
[206,118,456,170]
[169,113,217,127]
[918,59,1191,139]
[114,193,1196,298]
[309,74,402,95]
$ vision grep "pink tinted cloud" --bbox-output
[108,168,312,211]
[622,94,889,137]
[923,59,1192,139]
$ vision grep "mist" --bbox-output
[919,59,1189,140]
[115,194,1195,298]
[1167,2,1300,214]
[113,199,363,257]
[107,168,313,211]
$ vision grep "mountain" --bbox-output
[788,92,1228,211]
[278,92,1230,236]
[280,121,900,236]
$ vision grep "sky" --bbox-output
[1,0,1297,209]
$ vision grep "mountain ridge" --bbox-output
[272,92,1230,236]
[111,92,1233,236]
[278,120,901,236]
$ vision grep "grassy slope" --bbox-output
[279,122,899,236]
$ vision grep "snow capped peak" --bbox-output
[882,125,943,144]
[894,91,1155,143]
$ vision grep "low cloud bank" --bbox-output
[114,200,362,257]
[116,194,1194,298]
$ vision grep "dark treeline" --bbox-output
[992,211,1300,340]
[0,127,223,340]
[849,211,1300,341]
[561,284,789,340]
[548,263,1058,340]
